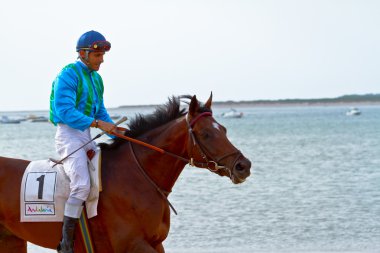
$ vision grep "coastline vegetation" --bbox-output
[119,93,380,108]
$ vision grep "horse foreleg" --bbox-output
[0,225,27,253]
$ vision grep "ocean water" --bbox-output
[1,105,379,253]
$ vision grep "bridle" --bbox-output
[186,112,242,179]
[112,111,243,215]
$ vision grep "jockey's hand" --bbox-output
[96,120,117,133]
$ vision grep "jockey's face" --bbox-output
[87,51,105,71]
[80,50,105,71]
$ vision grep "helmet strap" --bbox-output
[78,50,91,67]
[84,51,89,62]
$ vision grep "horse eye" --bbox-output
[200,130,210,139]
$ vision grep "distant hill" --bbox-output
[117,94,380,109]
[213,93,380,106]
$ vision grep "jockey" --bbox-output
[50,30,116,253]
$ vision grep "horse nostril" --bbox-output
[235,163,245,171]
[234,159,251,175]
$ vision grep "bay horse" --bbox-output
[0,94,251,253]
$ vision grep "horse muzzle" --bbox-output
[231,156,251,184]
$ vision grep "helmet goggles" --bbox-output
[80,40,111,52]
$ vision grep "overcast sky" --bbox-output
[1,0,379,111]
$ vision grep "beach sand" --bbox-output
[28,243,55,253]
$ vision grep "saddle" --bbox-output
[20,149,102,222]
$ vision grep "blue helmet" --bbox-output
[76,30,111,52]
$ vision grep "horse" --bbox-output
[0,94,251,253]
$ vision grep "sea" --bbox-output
[0,104,379,253]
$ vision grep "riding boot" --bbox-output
[57,216,79,253]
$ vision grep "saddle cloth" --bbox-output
[20,149,102,222]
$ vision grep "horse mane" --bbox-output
[99,95,211,150]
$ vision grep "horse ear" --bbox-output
[189,95,199,116]
[205,92,213,109]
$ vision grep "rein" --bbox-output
[129,142,178,215]
[110,126,210,168]
[109,112,241,214]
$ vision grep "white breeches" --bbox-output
[55,124,96,204]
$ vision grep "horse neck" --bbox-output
[128,117,189,193]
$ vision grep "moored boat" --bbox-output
[346,107,361,116]
[221,109,243,118]
[0,116,22,124]
[26,115,49,122]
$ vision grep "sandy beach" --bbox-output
[28,243,55,253]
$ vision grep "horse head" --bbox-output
[185,93,251,184]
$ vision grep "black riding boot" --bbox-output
[57,216,79,253]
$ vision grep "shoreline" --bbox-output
[209,101,380,108]
[1,101,380,114]
[115,100,380,109]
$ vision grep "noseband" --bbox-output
[186,112,242,179]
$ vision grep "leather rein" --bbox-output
[110,112,242,215]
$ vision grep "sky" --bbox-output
[0,0,379,111]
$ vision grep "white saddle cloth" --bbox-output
[20,149,101,222]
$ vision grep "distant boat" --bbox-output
[26,115,49,122]
[0,116,22,124]
[221,109,243,118]
[110,114,122,120]
[346,107,361,116]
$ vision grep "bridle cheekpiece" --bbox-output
[185,112,241,179]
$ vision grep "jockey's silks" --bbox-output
[50,61,113,131]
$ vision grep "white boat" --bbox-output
[29,116,49,122]
[26,115,49,122]
[346,107,361,116]
[221,109,243,118]
[0,116,22,124]
[110,114,122,120]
